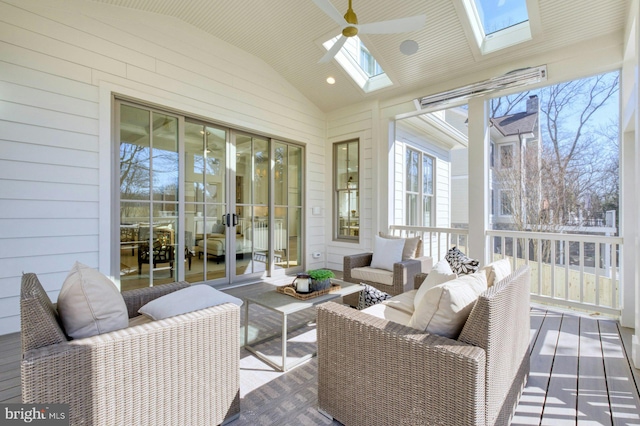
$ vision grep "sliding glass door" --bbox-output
[116,100,304,290]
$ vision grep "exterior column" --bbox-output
[467,97,490,264]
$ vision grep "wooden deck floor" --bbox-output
[2,292,639,425]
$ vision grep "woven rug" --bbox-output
[236,302,341,425]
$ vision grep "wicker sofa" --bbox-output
[317,265,531,426]
[20,273,240,426]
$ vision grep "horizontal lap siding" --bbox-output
[0,0,326,334]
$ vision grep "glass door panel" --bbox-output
[274,143,302,269]
[119,105,180,290]
[235,134,269,276]
[185,122,228,284]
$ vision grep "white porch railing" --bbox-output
[388,226,623,316]
[388,225,469,261]
[487,230,622,316]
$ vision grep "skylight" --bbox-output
[457,0,538,56]
[473,0,528,35]
[323,36,392,93]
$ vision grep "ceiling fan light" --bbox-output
[342,26,358,37]
[400,39,419,55]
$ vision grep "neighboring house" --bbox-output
[490,95,542,230]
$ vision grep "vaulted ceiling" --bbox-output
[89,0,628,112]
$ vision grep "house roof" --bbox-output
[87,0,628,112]
[490,111,538,137]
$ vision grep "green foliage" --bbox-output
[307,269,335,281]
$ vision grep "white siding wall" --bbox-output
[450,148,469,226]
[0,0,326,334]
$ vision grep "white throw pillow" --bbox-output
[138,284,243,320]
[409,272,488,339]
[57,262,129,339]
[413,260,457,310]
[379,232,422,259]
[482,258,512,287]
[370,235,405,271]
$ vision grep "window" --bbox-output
[457,0,539,56]
[500,190,513,216]
[322,36,392,93]
[499,144,514,169]
[405,148,435,226]
[334,140,359,241]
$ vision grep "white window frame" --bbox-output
[405,147,435,227]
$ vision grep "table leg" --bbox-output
[281,312,287,371]
[244,299,250,346]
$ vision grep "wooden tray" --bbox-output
[276,282,341,300]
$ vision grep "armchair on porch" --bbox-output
[343,234,432,306]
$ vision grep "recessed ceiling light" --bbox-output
[400,39,419,55]
[326,76,336,84]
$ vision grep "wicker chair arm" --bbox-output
[317,302,486,426]
[121,281,191,318]
[22,303,240,425]
[415,272,429,289]
[343,252,373,282]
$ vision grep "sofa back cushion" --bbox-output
[457,265,531,425]
[408,272,487,338]
[57,262,129,339]
[480,258,512,287]
[20,273,68,352]
[413,260,457,310]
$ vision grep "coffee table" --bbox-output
[244,279,363,371]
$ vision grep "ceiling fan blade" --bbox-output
[311,0,348,26]
[358,14,426,34]
[319,35,347,63]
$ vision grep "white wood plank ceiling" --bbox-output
[89,0,628,112]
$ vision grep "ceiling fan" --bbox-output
[312,0,426,63]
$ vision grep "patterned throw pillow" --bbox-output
[445,246,480,275]
[357,284,392,310]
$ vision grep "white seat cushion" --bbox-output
[351,266,394,286]
[409,272,488,339]
[57,261,129,339]
[362,302,413,326]
[382,290,418,315]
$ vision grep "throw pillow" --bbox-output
[481,258,512,287]
[138,284,243,320]
[414,260,457,310]
[445,246,480,275]
[408,272,487,339]
[370,235,405,271]
[57,262,129,339]
[379,232,423,259]
[357,284,392,310]
[211,223,226,234]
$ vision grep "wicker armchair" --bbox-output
[317,265,531,426]
[20,273,240,426]
[342,252,432,306]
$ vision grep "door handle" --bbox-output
[232,214,238,227]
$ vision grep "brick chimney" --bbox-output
[526,95,538,114]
